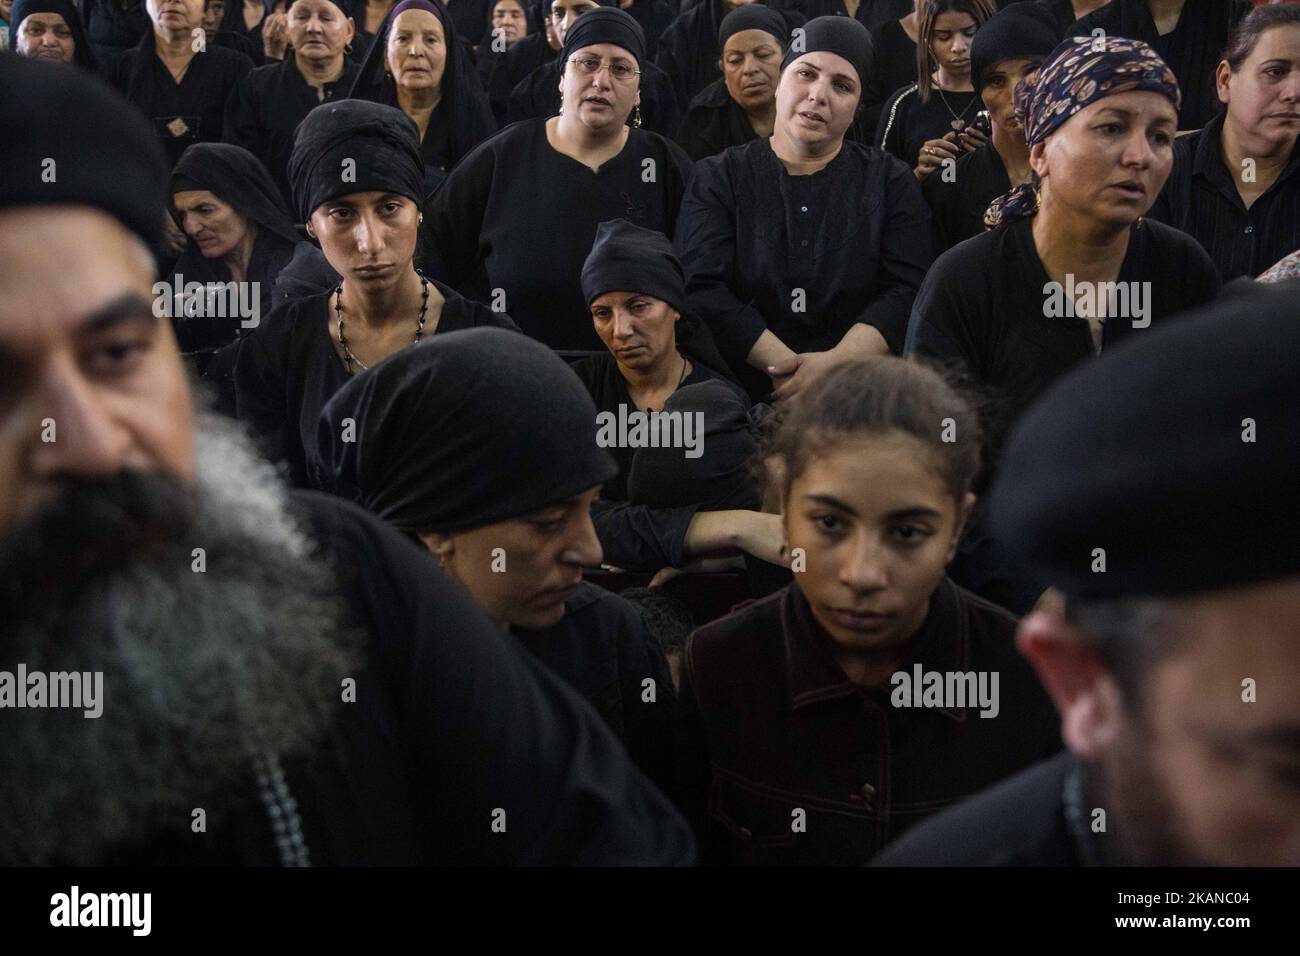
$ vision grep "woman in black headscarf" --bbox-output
[676,4,787,160]
[316,327,677,789]
[1071,0,1252,131]
[656,0,754,108]
[9,0,100,69]
[223,0,363,205]
[350,0,497,193]
[422,7,695,350]
[234,99,518,487]
[677,16,932,402]
[474,0,536,123]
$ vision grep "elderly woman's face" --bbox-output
[1033,90,1177,229]
[590,291,679,374]
[16,12,76,64]
[288,0,355,60]
[387,9,447,94]
[173,190,254,261]
[1218,24,1300,151]
[722,28,781,114]
[775,51,860,151]
[147,0,204,33]
[559,41,641,134]
[492,0,527,44]
[427,488,603,631]
[309,192,420,290]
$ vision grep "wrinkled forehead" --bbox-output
[0,206,156,354]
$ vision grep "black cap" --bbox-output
[781,16,875,90]
[970,2,1060,98]
[581,219,686,315]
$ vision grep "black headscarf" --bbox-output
[717,3,787,51]
[349,0,495,170]
[288,98,426,222]
[581,219,686,315]
[475,0,540,62]
[171,143,301,245]
[317,327,618,535]
[970,1,1059,98]
[561,5,645,70]
[9,0,100,71]
[781,15,875,90]
[0,55,168,252]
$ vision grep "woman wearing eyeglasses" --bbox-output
[421,7,701,352]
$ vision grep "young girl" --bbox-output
[674,357,1059,865]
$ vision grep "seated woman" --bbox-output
[83,0,149,64]
[905,35,1220,613]
[234,98,518,487]
[350,0,497,194]
[475,0,532,123]
[224,0,362,206]
[570,218,785,576]
[355,0,392,53]
[9,0,100,69]
[202,0,264,61]
[878,0,994,181]
[168,143,301,405]
[423,7,694,350]
[508,0,681,136]
[1148,5,1300,282]
[864,0,920,129]
[921,1,1058,253]
[655,0,749,108]
[676,4,787,161]
[105,0,255,169]
[677,16,931,402]
[674,357,1060,865]
[1071,0,1251,132]
[316,327,676,788]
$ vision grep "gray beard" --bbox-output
[0,411,362,865]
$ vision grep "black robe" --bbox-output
[655,0,733,108]
[104,31,254,169]
[863,15,915,132]
[1071,0,1252,131]
[507,56,683,138]
[877,82,981,172]
[419,119,695,350]
[105,489,696,864]
[676,136,931,391]
[223,55,362,207]
[920,139,1012,255]
[83,0,149,63]
[233,284,520,487]
[481,29,556,126]
[676,78,759,161]
[627,0,678,62]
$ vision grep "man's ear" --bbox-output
[1017,608,1127,761]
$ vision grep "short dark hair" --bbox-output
[1224,5,1300,73]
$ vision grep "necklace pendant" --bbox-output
[951,117,966,132]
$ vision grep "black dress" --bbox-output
[419,118,695,350]
[223,55,362,207]
[654,0,728,108]
[676,78,760,161]
[233,283,520,488]
[83,0,149,63]
[105,32,254,169]
[506,57,684,138]
[676,136,931,387]
[863,15,915,131]
[877,82,981,172]
[921,140,1012,254]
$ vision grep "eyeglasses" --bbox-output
[567,55,641,82]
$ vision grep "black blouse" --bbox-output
[920,140,1012,255]
[676,78,760,161]
[419,119,695,350]
[877,82,981,172]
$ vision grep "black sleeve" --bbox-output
[903,245,983,375]
[591,497,699,571]
[672,633,713,850]
[612,601,678,797]
[233,303,305,486]
[222,71,262,156]
[298,491,697,865]
[419,139,497,288]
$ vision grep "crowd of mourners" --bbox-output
[1,0,1298,868]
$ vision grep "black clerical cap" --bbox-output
[989,282,1300,600]
[0,55,167,252]
[718,4,789,49]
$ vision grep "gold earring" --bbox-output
[632,105,642,128]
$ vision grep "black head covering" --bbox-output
[289,0,357,18]
[717,3,787,51]
[780,15,874,89]
[626,380,759,512]
[219,0,275,37]
[287,98,426,222]
[990,283,1300,600]
[0,55,167,252]
[9,0,100,71]
[561,6,645,70]
[581,219,686,316]
[970,2,1060,98]
[171,143,301,245]
[317,328,618,535]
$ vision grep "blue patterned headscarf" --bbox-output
[983,35,1180,229]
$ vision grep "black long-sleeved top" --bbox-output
[877,82,981,171]
[420,119,695,350]
[863,15,916,131]
[83,0,149,63]
[105,35,254,169]
[104,490,696,864]
[1147,112,1300,283]
[506,57,683,138]
[675,578,1061,865]
[628,0,679,62]
[233,284,520,488]
[481,31,556,126]
[655,0,728,108]
[1071,0,1251,132]
[223,56,362,208]
[676,78,760,161]
[921,140,1012,254]
[676,136,931,369]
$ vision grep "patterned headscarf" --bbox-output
[983,36,1180,229]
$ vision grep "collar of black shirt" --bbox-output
[1193,110,1300,195]
[780,576,971,717]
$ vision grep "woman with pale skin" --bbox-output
[1149,6,1300,281]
